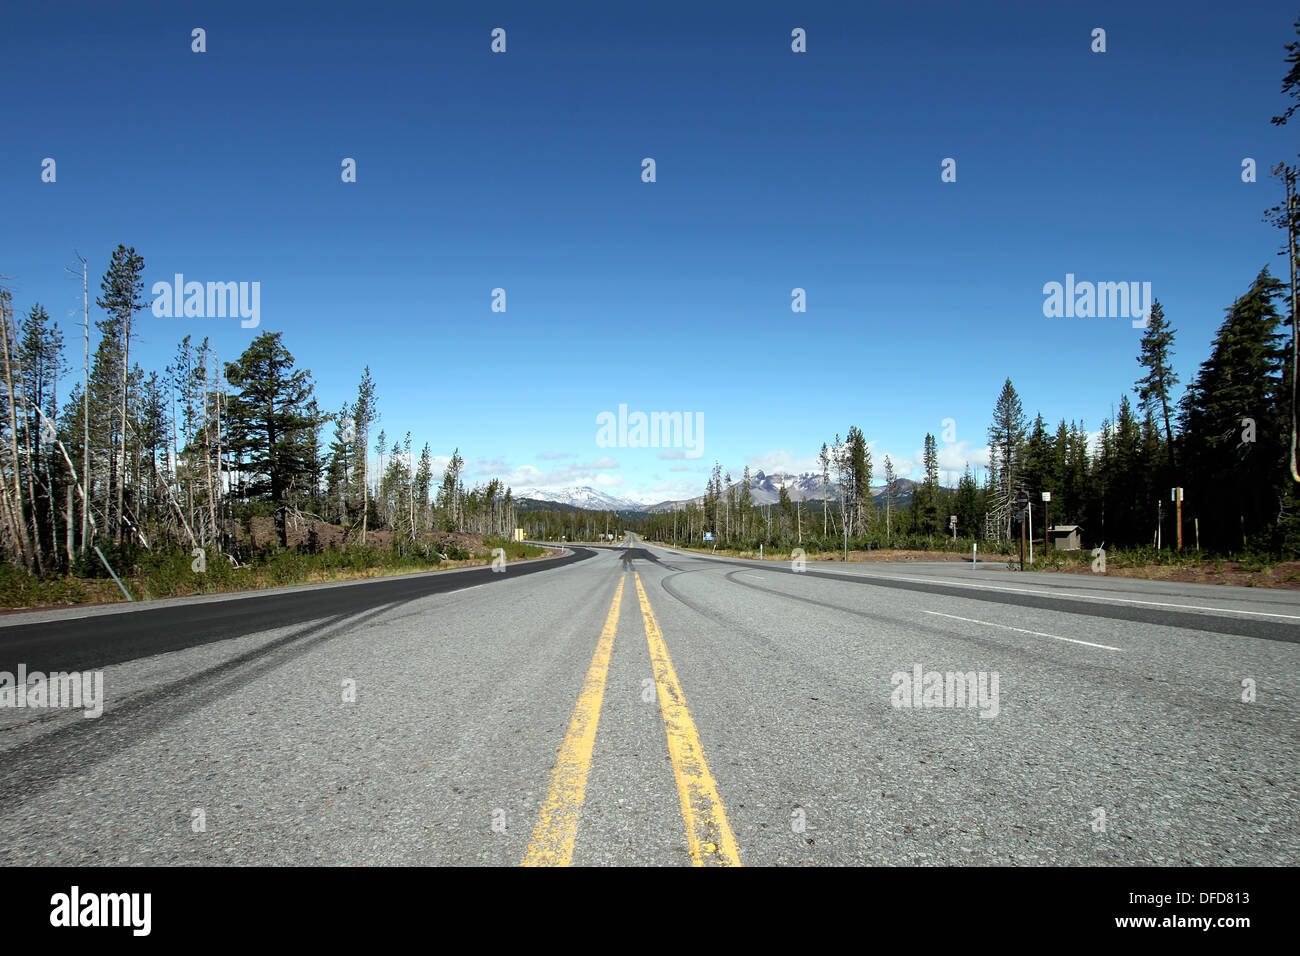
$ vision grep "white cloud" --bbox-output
[482,459,631,495]
[745,449,823,475]
[638,478,710,502]
[939,440,990,473]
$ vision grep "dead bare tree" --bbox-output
[0,288,36,570]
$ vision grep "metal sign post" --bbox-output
[1041,491,1051,557]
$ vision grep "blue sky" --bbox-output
[2,0,1296,504]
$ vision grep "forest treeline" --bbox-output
[551,273,1299,557]
[0,249,516,581]
[0,260,1295,579]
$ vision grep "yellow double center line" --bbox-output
[633,571,742,866]
[522,570,741,866]
[522,577,624,867]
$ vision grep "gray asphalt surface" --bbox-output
[0,536,1296,866]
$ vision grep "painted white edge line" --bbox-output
[838,569,1300,622]
[653,543,1300,621]
[922,609,1123,651]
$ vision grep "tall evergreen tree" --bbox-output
[18,304,65,563]
[920,433,940,533]
[1179,269,1288,550]
[954,464,979,539]
[351,367,377,543]
[845,426,872,535]
[95,245,147,543]
[1134,299,1179,470]
[882,454,898,542]
[437,448,465,532]
[224,332,319,548]
[1267,16,1300,484]
[987,378,1026,539]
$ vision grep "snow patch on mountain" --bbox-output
[514,486,648,510]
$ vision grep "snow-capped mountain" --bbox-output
[514,486,648,511]
[644,471,920,513]
[644,471,830,512]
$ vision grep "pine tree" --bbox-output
[95,245,147,544]
[882,454,898,543]
[987,378,1027,540]
[1065,421,1091,527]
[324,402,353,525]
[739,466,753,542]
[1180,269,1288,550]
[777,483,795,544]
[223,332,319,548]
[352,367,377,543]
[818,442,831,537]
[0,289,37,570]
[845,426,872,535]
[1267,17,1300,483]
[414,442,433,533]
[18,304,65,564]
[1020,414,1053,500]
[437,449,464,532]
[1051,419,1070,520]
[1134,300,1179,471]
[920,433,940,534]
[955,464,979,538]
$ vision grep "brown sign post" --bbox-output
[1172,487,1184,550]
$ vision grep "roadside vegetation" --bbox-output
[656,538,1300,590]
[0,531,547,610]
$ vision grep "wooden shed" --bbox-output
[1048,525,1084,551]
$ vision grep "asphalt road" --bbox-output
[0,536,1296,866]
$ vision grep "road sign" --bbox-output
[1041,491,1051,502]
[949,515,957,526]
[1015,490,1030,511]
[703,532,714,541]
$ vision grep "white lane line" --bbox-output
[738,573,765,581]
[921,610,1124,651]
[836,570,1300,622]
